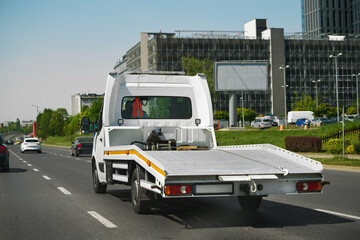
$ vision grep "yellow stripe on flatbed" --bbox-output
[105,150,166,177]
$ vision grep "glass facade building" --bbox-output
[115,20,360,115]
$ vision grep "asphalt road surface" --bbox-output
[1,145,359,240]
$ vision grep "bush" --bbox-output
[346,145,355,154]
[328,139,351,155]
[285,136,322,152]
[354,143,360,154]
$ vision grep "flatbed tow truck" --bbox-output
[89,71,329,214]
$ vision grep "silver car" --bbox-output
[252,119,272,129]
[21,137,42,153]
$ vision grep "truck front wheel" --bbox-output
[238,196,262,211]
[131,167,151,214]
[93,164,107,193]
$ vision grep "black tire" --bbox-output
[238,196,262,211]
[131,167,151,214]
[75,150,79,157]
[38,150,42,153]
[92,163,107,193]
[71,149,74,156]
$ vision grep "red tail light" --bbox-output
[297,181,322,192]
[0,146,6,154]
[77,143,82,148]
[164,185,192,195]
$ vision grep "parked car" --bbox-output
[0,133,10,172]
[296,118,311,126]
[6,140,14,145]
[311,118,323,126]
[251,118,272,129]
[21,138,42,153]
[71,137,93,156]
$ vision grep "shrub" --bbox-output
[328,139,351,155]
[346,145,355,154]
[285,136,322,152]
[354,143,360,154]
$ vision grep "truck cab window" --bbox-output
[121,96,192,119]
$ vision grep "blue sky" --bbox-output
[0,0,302,123]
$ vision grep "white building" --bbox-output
[71,93,104,115]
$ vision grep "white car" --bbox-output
[21,138,42,153]
[252,118,272,129]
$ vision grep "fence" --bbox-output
[322,126,360,142]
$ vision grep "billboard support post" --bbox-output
[229,92,237,127]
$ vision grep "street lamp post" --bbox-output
[279,65,290,127]
[32,104,39,119]
[353,73,360,115]
[312,79,321,107]
[329,53,342,123]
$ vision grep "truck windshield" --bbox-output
[121,96,192,119]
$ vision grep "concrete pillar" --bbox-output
[229,92,237,127]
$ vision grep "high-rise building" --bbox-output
[114,19,360,116]
[302,0,360,36]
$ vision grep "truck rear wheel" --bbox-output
[131,167,151,214]
[238,196,262,211]
[93,164,107,193]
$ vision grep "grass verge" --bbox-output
[313,157,360,167]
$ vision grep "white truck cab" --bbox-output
[91,72,328,214]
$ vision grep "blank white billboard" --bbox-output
[215,62,268,91]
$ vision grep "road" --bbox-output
[1,145,359,240]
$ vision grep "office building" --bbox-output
[302,0,360,36]
[114,19,360,115]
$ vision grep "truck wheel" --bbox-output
[93,165,107,193]
[131,167,151,214]
[238,196,262,211]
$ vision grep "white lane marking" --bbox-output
[67,156,71,158]
[87,160,91,163]
[19,158,23,160]
[57,187,71,195]
[87,211,117,228]
[59,155,64,157]
[33,169,39,172]
[76,158,81,160]
[23,161,27,163]
[315,209,360,221]
[27,164,32,167]
[43,176,51,180]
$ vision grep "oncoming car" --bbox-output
[21,138,42,153]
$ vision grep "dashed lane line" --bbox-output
[87,211,117,228]
[43,176,51,180]
[315,209,360,221]
[33,169,39,172]
[57,187,71,195]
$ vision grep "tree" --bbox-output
[291,95,316,112]
[237,108,257,122]
[37,108,53,138]
[313,103,330,118]
[49,108,68,136]
[88,97,103,122]
[181,57,216,103]
[347,106,357,115]
[63,114,81,135]
[214,111,229,120]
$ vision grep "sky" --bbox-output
[0,0,302,123]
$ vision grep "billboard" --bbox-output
[215,62,268,91]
